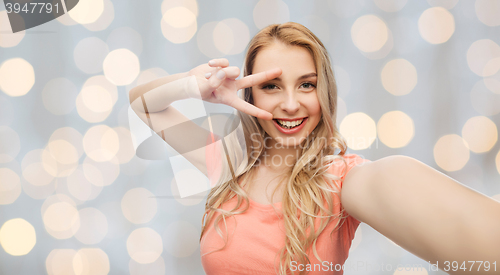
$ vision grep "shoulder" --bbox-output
[340,155,418,221]
[327,153,371,186]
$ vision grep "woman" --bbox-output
[129,22,500,275]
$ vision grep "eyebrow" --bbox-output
[271,72,317,81]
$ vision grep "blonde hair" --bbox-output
[200,22,350,275]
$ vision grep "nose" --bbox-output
[280,91,300,114]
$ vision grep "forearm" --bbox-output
[129,71,189,104]
[346,156,500,274]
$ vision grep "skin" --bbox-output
[343,155,500,274]
[251,42,322,170]
[130,49,500,273]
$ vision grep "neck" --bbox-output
[258,137,302,171]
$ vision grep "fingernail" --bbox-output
[208,60,216,66]
[205,72,212,78]
[216,70,225,79]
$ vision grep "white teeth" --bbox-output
[276,118,304,129]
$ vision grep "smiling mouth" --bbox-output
[273,118,305,129]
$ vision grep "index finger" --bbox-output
[226,96,273,121]
[236,68,282,90]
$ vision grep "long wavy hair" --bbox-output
[200,22,350,275]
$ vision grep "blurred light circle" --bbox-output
[427,0,459,9]
[377,110,415,148]
[74,37,109,74]
[83,125,119,162]
[0,58,35,97]
[106,27,143,56]
[328,0,365,18]
[161,7,197,44]
[46,249,77,275]
[163,6,196,28]
[81,85,113,113]
[76,75,117,123]
[374,0,408,12]
[171,175,206,206]
[214,18,250,55]
[461,116,498,153]
[129,256,165,275]
[42,78,78,115]
[73,248,110,275]
[336,97,347,128]
[68,0,104,24]
[0,126,20,163]
[418,7,455,44]
[433,134,470,171]
[67,166,103,202]
[0,11,25,47]
[43,201,80,238]
[483,58,500,79]
[103,49,140,86]
[483,75,500,94]
[197,22,223,58]
[339,112,377,150]
[161,0,198,16]
[76,93,113,123]
[467,39,500,77]
[49,127,84,158]
[213,21,233,55]
[113,127,135,164]
[83,0,114,31]
[351,15,388,53]
[333,65,351,98]
[163,220,199,257]
[48,139,79,165]
[0,167,22,205]
[82,156,120,186]
[127,227,163,264]
[21,148,57,186]
[42,146,78,178]
[0,218,36,256]
[470,79,500,116]
[253,0,290,29]
[74,208,108,245]
[475,0,500,27]
[121,188,157,224]
[360,28,394,60]
[83,75,118,103]
[381,59,418,96]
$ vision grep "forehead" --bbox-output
[252,43,316,76]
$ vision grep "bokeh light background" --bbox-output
[1,0,500,274]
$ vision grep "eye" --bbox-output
[262,84,278,90]
[301,82,316,90]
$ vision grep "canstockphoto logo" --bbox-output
[3,0,80,32]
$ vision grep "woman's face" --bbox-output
[251,42,321,147]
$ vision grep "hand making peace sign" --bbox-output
[188,58,282,121]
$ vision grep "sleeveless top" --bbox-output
[200,154,370,275]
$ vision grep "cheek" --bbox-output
[252,92,274,112]
[305,94,322,117]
